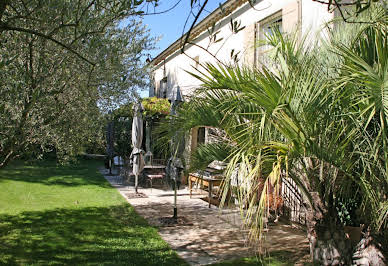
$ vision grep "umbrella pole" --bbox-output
[173,179,177,219]
[135,174,138,193]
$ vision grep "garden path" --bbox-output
[101,169,310,265]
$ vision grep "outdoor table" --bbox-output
[189,173,223,208]
[144,165,166,169]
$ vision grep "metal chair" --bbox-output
[146,173,166,191]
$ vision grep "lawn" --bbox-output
[0,159,186,265]
[211,250,311,266]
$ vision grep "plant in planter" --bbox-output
[142,97,170,119]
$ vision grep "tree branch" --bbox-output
[0,24,96,65]
[312,0,374,23]
[181,0,209,54]
[0,150,15,169]
[186,41,226,67]
[140,0,182,16]
[311,0,368,6]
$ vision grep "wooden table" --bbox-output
[189,174,223,208]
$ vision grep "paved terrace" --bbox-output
[101,169,310,265]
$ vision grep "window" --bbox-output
[158,80,164,98]
[190,127,206,154]
[150,85,155,97]
[255,12,282,68]
[197,127,205,145]
[159,77,167,98]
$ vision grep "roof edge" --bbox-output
[149,0,247,68]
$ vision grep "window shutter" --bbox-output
[154,80,159,98]
[243,23,256,66]
[282,0,300,34]
[159,80,164,98]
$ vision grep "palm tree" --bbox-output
[159,5,387,265]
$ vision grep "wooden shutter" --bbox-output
[282,0,300,34]
[243,23,256,66]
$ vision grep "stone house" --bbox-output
[149,0,334,157]
[148,0,338,221]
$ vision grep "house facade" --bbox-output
[149,0,334,156]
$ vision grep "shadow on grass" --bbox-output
[212,250,311,266]
[0,203,186,265]
[0,160,112,188]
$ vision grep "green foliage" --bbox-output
[0,1,156,167]
[110,103,133,158]
[335,198,361,227]
[212,250,306,265]
[0,159,186,265]
[113,118,132,158]
[113,102,134,119]
[142,97,171,118]
[109,98,170,159]
[189,142,233,172]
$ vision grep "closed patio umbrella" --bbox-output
[131,102,144,193]
[106,111,114,175]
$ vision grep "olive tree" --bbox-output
[0,0,157,167]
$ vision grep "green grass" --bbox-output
[211,256,285,266]
[0,159,186,265]
[212,250,309,266]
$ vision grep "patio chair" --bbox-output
[145,172,166,190]
[144,158,166,190]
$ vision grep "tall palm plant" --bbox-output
[159,5,387,264]
[333,16,388,233]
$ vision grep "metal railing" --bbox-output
[281,177,306,225]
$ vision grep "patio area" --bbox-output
[102,169,311,265]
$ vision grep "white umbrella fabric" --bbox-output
[131,102,144,193]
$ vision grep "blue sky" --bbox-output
[122,1,227,97]
[141,1,227,59]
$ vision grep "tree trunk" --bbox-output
[351,229,386,265]
[0,150,14,169]
[306,192,352,265]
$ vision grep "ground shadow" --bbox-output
[0,203,186,265]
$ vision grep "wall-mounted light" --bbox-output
[145,54,152,64]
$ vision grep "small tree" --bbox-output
[0,1,156,167]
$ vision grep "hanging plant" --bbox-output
[142,97,170,119]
